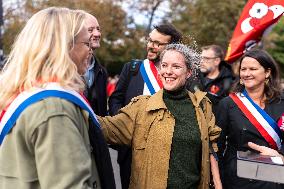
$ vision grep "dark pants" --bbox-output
[117,146,132,189]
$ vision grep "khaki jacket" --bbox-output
[0,98,101,189]
[99,89,221,189]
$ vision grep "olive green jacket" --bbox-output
[0,98,101,189]
[99,89,221,189]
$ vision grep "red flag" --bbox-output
[225,0,284,63]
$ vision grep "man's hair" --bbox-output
[201,45,224,60]
[0,7,87,109]
[154,24,182,44]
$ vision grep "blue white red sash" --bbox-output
[140,59,163,95]
[0,83,100,145]
[229,91,282,150]
[277,114,284,131]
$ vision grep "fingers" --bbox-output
[248,142,262,152]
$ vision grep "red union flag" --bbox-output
[225,0,284,63]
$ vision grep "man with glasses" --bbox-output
[84,13,108,116]
[188,44,235,114]
[108,23,182,189]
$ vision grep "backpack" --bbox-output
[125,59,143,89]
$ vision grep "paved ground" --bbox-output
[109,148,122,189]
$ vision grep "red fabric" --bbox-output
[149,60,163,88]
[277,113,284,131]
[229,93,278,149]
[107,82,116,97]
[225,0,284,63]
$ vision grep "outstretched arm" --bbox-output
[210,154,222,189]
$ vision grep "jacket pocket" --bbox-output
[133,124,147,150]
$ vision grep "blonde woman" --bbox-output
[0,7,114,189]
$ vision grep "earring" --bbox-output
[265,78,269,85]
[240,80,243,85]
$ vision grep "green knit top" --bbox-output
[164,87,202,189]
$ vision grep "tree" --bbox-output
[3,0,146,74]
[171,0,247,50]
[265,17,284,75]
[123,0,169,34]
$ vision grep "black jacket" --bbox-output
[187,64,235,113]
[108,60,143,189]
[85,56,108,116]
[216,95,284,189]
[108,60,143,116]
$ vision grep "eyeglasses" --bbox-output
[146,37,169,47]
[201,56,218,61]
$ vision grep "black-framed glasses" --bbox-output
[146,37,169,47]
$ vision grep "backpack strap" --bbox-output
[129,59,142,75]
[124,59,142,91]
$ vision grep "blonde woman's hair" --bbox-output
[0,7,87,109]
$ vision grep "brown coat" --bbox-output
[99,89,221,189]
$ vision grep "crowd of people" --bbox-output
[0,6,283,189]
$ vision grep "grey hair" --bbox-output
[160,43,200,78]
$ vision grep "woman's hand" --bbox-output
[248,142,281,156]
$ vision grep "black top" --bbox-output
[163,87,201,189]
[187,64,235,114]
[84,56,108,116]
[216,95,284,189]
[108,60,144,116]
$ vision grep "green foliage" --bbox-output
[3,0,146,74]
[171,0,246,50]
[266,17,284,75]
[3,0,283,75]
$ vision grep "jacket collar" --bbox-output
[146,89,167,111]
[146,89,207,111]
[188,89,207,107]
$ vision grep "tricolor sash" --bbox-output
[277,114,284,131]
[0,83,100,145]
[229,91,282,150]
[140,59,163,95]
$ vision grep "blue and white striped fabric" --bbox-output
[235,90,282,150]
[140,59,163,95]
[0,83,100,145]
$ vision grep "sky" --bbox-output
[3,0,169,26]
[121,1,170,26]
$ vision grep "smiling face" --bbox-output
[240,57,271,91]
[146,29,171,63]
[69,27,92,75]
[159,50,191,91]
[85,14,101,50]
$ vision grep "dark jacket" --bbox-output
[216,95,284,189]
[84,57,115,188]
[108,60,143,189]
[108,61,143,116]
[85,56,108,116]
[188,64,234,105]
